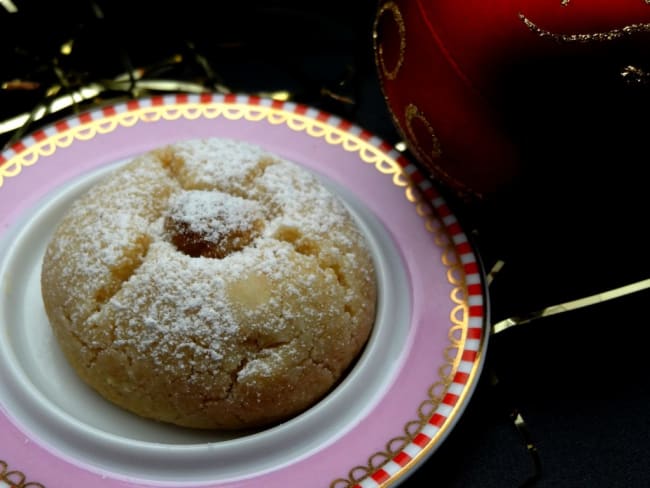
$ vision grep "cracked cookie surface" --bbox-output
[40,138,377,429]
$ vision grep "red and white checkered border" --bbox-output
[1,93,397,170]
[0,93,486,488]
[352,157,485,488]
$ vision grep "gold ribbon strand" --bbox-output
[492,278,650,335]
[487,260,650,485]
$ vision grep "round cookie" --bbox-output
[41,138,377,430]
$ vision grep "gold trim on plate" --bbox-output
[0,460,45,488]
[0,104,412,190]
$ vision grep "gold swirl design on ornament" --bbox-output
[0,460,45,488]
[519,11,650,43]
[403,103,476,195]
[404,103,442,163]
[0,100,483,488]
[374,1,406,80]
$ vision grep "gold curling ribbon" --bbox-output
[492,278,650,335]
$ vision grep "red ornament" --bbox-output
[373,0,650,198]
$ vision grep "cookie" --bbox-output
[41,138,377,429]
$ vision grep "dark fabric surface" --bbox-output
[2,1,649,487]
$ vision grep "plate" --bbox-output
[0,94,488,488]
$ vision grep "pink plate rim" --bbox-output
[0,93,489,488]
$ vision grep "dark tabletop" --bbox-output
[2,2,649,487]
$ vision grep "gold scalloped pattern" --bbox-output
[1,103,411,191]
[329,203,467,488]
[0,460,45,488]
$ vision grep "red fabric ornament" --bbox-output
[374,0,650,197]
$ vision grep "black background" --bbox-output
[2,1,649,487]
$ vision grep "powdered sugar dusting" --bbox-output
[100,242,239,367]
[172,138,268,194]
[41,137,377,429]
[255,162,356,247]
[166,190,262,244]
[42,154,179,324]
